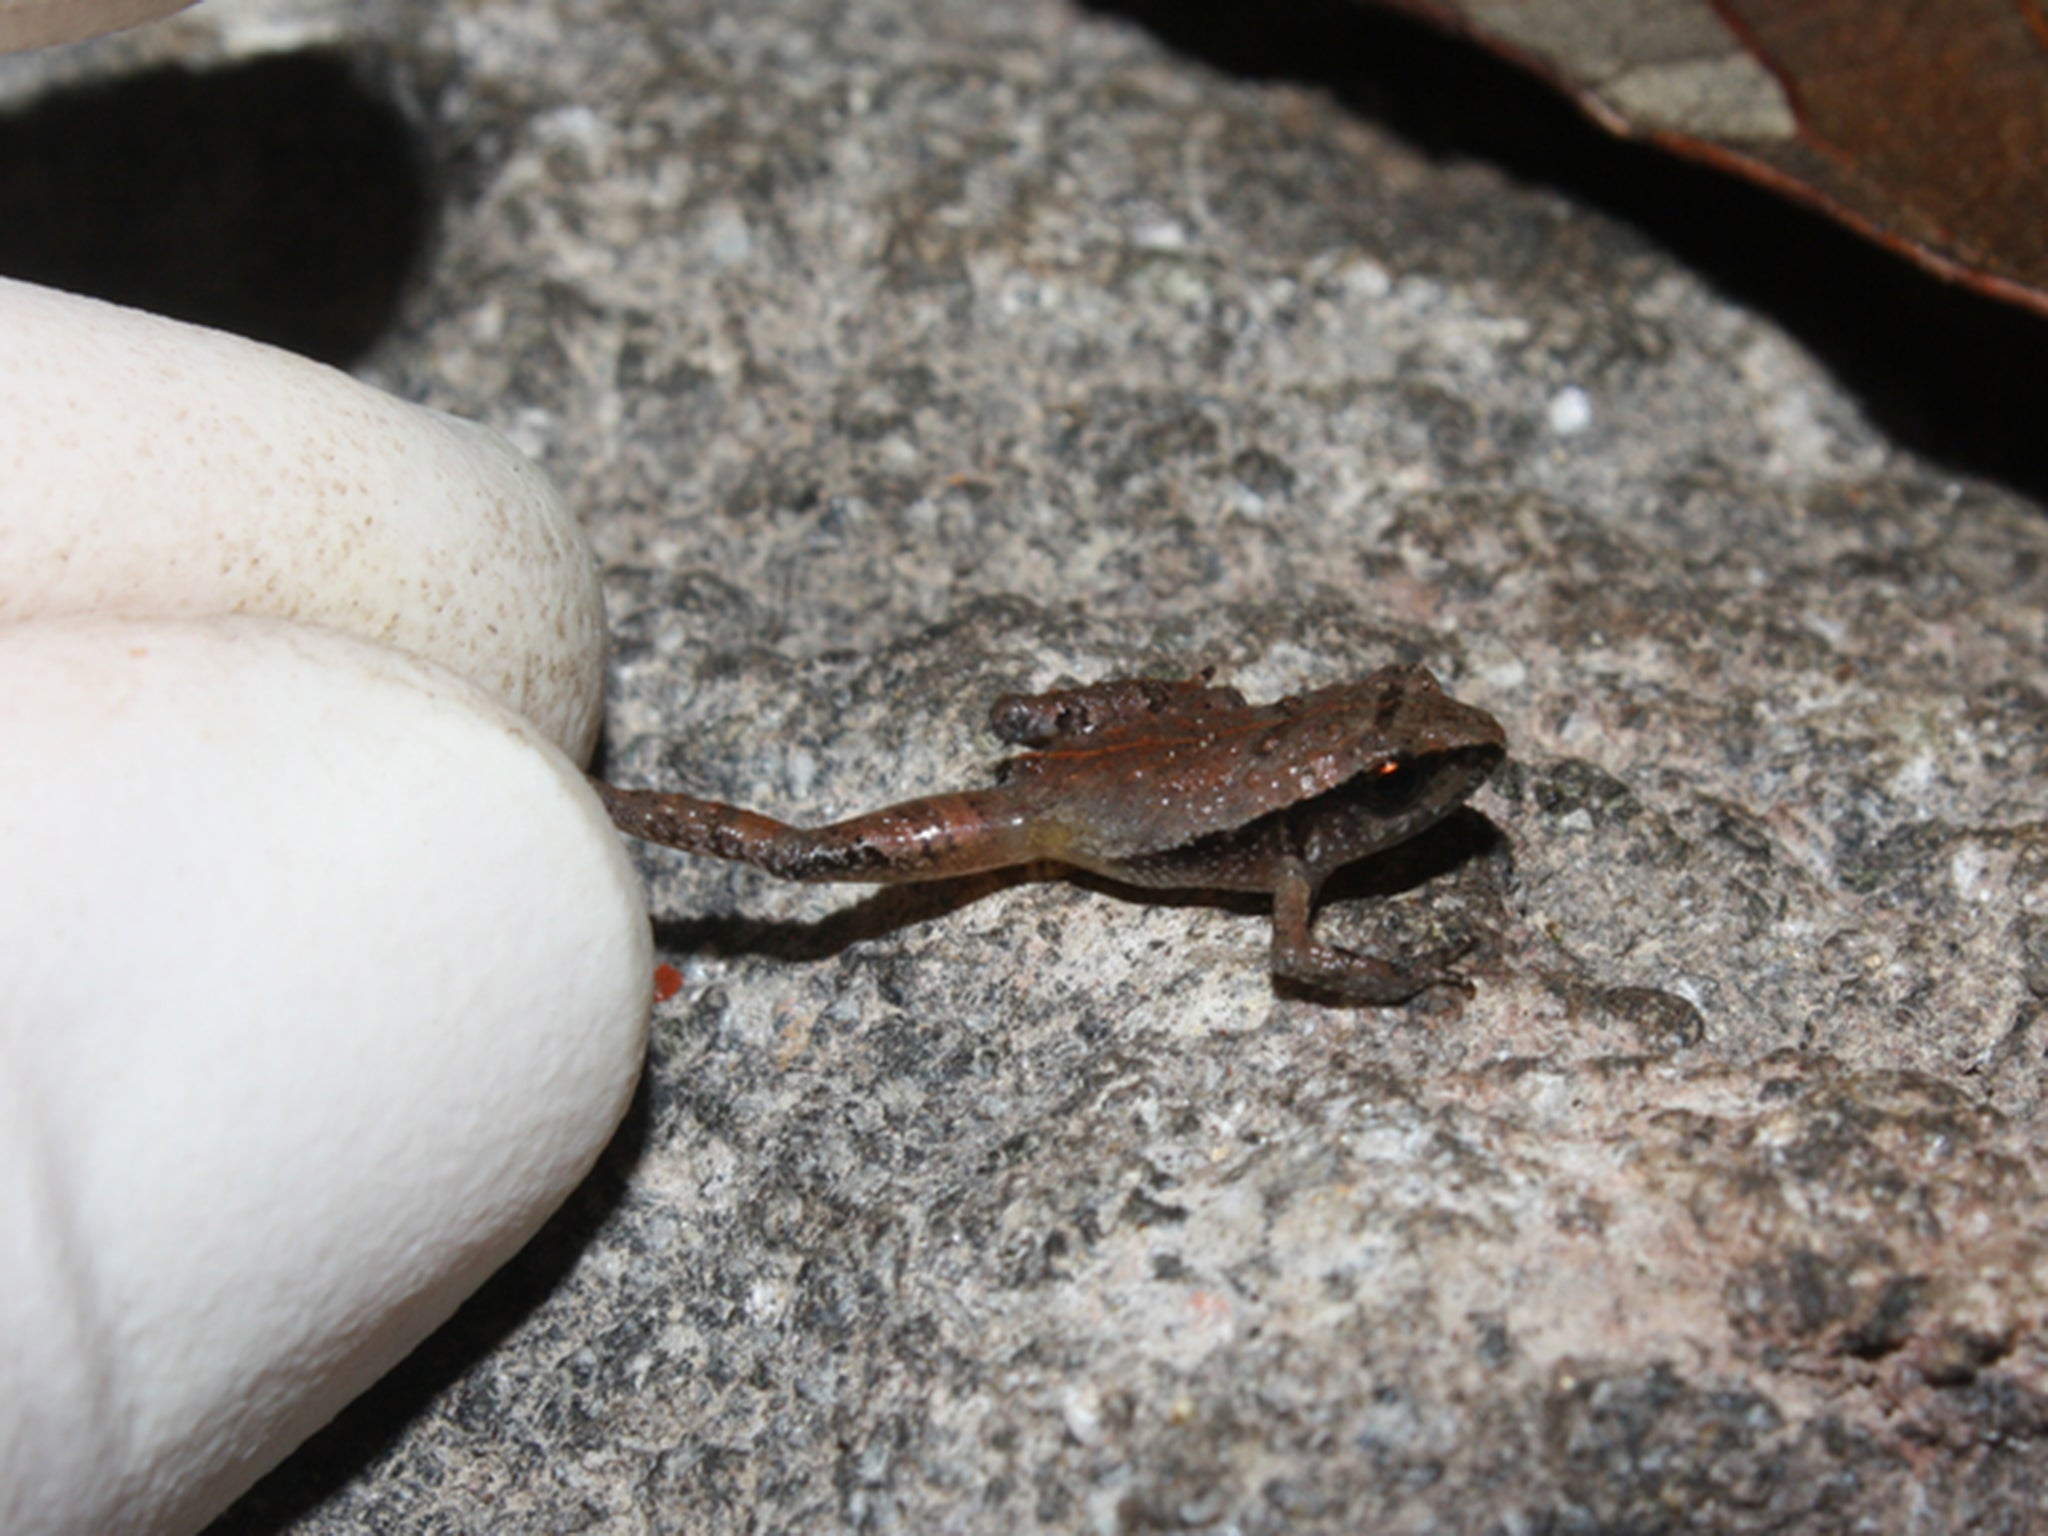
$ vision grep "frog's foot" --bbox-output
[1270,861,1473,1005]
[1272,936,1474,1005]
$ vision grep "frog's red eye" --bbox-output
[1357,755,1428,814]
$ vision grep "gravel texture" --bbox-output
[8,0,2047,1530]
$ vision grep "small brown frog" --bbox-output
[595,664,1506,1002]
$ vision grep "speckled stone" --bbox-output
[10,0,2045,1529]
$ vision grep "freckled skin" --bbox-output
[594,664,1507,1003]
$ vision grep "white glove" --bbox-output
[0,279,651,1536]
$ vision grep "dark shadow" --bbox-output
[1083,0,2048,506]
[650,865,1046,964]
[200,1076,652,1534]
[1065,871,1269,919]
[0,50,432,366]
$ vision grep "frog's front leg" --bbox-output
[592,779,1044,883]
[1269,857,1474,1005]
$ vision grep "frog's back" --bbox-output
[997,665,1494,862]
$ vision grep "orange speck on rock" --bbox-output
[652,963,684,1002]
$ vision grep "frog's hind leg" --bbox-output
[1269,857,1472,1005]
[592,780,816,874]
[592,779,1040,884]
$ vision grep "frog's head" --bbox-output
[1332,665,1506,847]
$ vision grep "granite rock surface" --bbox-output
[8,0,2045,1530]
